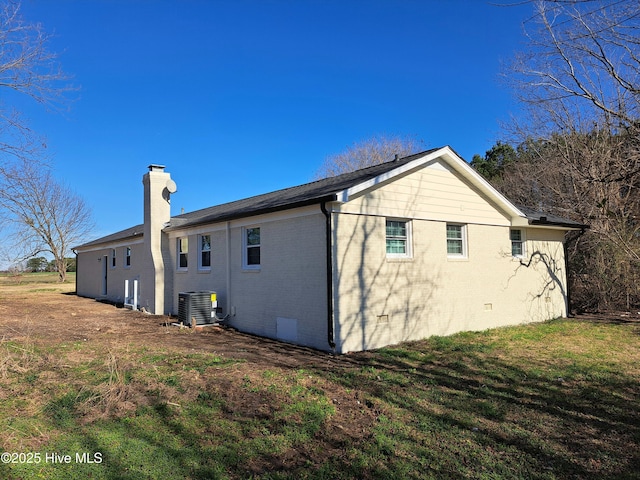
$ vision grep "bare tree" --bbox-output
[0,0,72,163]
[0,1,84,279]
[0,159,93,282]
[508,0,640,134]
[314,134,425,179]
[495,0,640,311]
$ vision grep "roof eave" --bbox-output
[164,194,338,231]
[73,232,144,252]
[528,219,590,230]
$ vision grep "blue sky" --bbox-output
[18,0,532,241]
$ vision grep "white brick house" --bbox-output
[74,146,586,353]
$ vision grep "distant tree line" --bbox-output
[25,256,76,273]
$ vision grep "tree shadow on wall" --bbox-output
[332,175,440,352]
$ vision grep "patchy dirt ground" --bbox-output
[0,284,347,370]
[0,280,382,464]
[2,281,639,366]
[2,278,640,478]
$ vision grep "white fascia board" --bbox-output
[511,217,531,228]
[335,146,527,222]
[335,148,443,203]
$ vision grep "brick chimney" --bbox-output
[142,164,176,314]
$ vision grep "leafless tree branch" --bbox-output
[314,134,425,179]
[0,159,93,281]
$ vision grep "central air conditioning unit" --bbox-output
[178,291,218,327]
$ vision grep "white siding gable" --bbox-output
[335,159,512,226]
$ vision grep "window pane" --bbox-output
[247,228,260,246]
[446,224,464,256]
[511,230,523,256]
[386,220,409,256]
[386,221,406,237]
[178,238,188,268]
[512,242,523,256]
[247,246,260,265]
[447,224,462,239]
[447,239,463,254]
[386,239,406,254]
[200,235,211,267]
[201,235,211,251]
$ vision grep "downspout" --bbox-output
[72,249,78,294]
[226,221,231,318]
[563,240,571,318]
[321,202,336,351]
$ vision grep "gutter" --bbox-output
[529,219,590,230]
[165,195,338,232]
[321,200,337,352]
[72,248,78,295]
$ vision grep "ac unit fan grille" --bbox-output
[177,291,215,326]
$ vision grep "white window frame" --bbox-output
[385,219,412,258]
[510,229,526,258]
[446,223,467,258]
[243,226,261,270]
[124,246,131,268]
[198,234,211,271]
[177,237,188,271]
[110,248,116,268]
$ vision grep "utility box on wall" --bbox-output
[178,291,217,326]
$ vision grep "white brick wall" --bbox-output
[167,205,331,351]
[332,197,568,353]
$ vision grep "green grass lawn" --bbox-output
[0,271,75,285]
[1,317,639,479]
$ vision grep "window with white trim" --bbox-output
[125,246,131,267]
[110,249,116,268]
[243,227,261,269]
[386,219,411,257]
[446,224,467,257]
[510,229,525,257]
[177,237,188,269]
[199,234,211,270]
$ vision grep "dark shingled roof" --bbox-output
[166,149,437,230]
[75,224,144,249]
[74,149,436,249]
[73,147,587,250]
